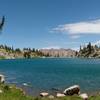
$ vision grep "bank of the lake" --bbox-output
[0,83,100,100]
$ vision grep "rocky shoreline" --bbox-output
[39,85,88,100]
[0,74,100,100]
[9,83,100,100]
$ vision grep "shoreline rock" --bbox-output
[40,92,49,97]
[63,85,80,95]
[0,74,5,83]
[56,93,65,97]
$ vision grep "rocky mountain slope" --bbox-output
[78,42,100,58]
[40,48,76,57]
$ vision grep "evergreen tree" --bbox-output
[23,52,31,59]
[80,45,82,51]
[87,42,92,54]
[15,48,21,53]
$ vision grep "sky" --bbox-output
[0,0,100,50]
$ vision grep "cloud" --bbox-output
[70,35,80,39]
[52,19,100,38]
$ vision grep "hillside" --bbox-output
[78,42,100,58]
[0,45,43,59]
[1,43,100,59]
[0,45,77,59]
[40,48,76,57]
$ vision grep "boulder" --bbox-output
[80,93,88,100]
[40,92,49,97]
[56,93,65,97]
[23,83,28,86]
[63,85,80,95]
[0,74,5,83]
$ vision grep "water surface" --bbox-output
[0,58,100,95]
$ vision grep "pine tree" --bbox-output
[87,42,92,54]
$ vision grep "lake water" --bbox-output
[0,58,100,95]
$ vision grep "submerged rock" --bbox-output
[23,83,28,86]
[51,87,60,92]
[63,85,80,95]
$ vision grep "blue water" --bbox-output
[0,58,100,95]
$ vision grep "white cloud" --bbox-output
[52,19,100,37]
[70,35,80,39]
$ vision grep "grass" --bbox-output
[0,84,34,100]
[0,56,6,59]
[0,84,100,100]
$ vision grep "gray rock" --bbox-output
[63,85,80,95]
[40,92,49,97]
[0,74,5,83]
[56,93,65,97]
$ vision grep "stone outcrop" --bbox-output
[78,42,100,58]
[40,48,76,57]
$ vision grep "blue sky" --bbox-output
[0,0,100,50]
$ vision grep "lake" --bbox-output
[0,58,100,95]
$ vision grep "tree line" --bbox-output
[0,45,44,58]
